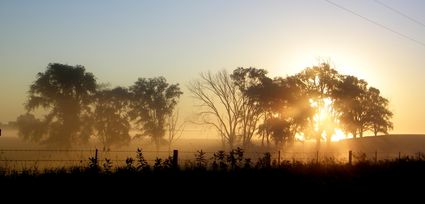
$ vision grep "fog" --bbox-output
[2,128,425,171]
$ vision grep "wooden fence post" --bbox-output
[375,151,378,163]
[172,150,178,168]
[348,150,352,165]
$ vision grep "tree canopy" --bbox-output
[129,77,183,150]
[16,62,392,150]
[190,63,393,149]
[21,63,97,147]
[93,87,131,150]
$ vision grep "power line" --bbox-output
[374,0,425,29]
[324,0,425,48]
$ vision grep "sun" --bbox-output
[310,97,349,142]
[331,129,347,142]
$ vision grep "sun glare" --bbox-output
[331,129,347,142]
[309,97,349,142]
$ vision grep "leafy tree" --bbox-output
[256,76,313,147]
[129,77,182,150]
[20,63,97,147]
[296,63,340,146]
[231,67,269,148]
[366,87,393,136]
[333,75,369,138]
[93,87,131,150]
[16,113,45,143]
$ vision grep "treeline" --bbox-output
[189,63,392,149]
[16,63,182,149]
[15,62,392,150]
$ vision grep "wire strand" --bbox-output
[374,0,425,28]
[324,0,425,48]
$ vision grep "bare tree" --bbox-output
[167,109,185,152]
[188,70,242,149]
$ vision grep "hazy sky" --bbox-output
[1,0,425,134]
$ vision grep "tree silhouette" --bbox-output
[93,87,131,150]
[166,109,185,152]
[238,69,275,147]
[231,67,269,148]
[366,87,393,136]
[16,113,45,143]
[129,77,182,150]
[255,76,314,147]
[188,70,242,149]
[296,63,340,146]
[333,75,369,138]
[20,63,97,147]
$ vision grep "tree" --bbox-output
[256,76,314,147]
[333,75,369,138]
[231,67,269,148]
[21,63,97,147]
[16,113,45,143]
[166,109,185,152]
[188,70,241,149]
[93,87,131,150]
[366,87,393,136]
[296,63,340,147]
[129,77,182,150]
[238,70,276,147]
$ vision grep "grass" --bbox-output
[1,148,425,198]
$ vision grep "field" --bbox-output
[1,133,425,199]
[1,132,425,171]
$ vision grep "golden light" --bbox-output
[331,129,347,142]
[309,97,350,142]
[295,132,306,142]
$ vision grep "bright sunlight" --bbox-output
[310,97,348,142]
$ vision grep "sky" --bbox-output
[1,0,425,135]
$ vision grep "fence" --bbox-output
[0,148,423,172]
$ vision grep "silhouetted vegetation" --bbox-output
[15,62,392,151]
[1,148,424,197]
[18,63,97,147]
[15,64,183,150]
[190,62,393,150]
[93,87,131,150]
[129,77,183,151]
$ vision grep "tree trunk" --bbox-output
[326,132,331,147]
[229,137,234,150]
[266,135,270,148]
[352,130,357,139]
[261,135,265,147]
[316,133,321,151]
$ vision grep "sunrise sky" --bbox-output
[1,0,425,135]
